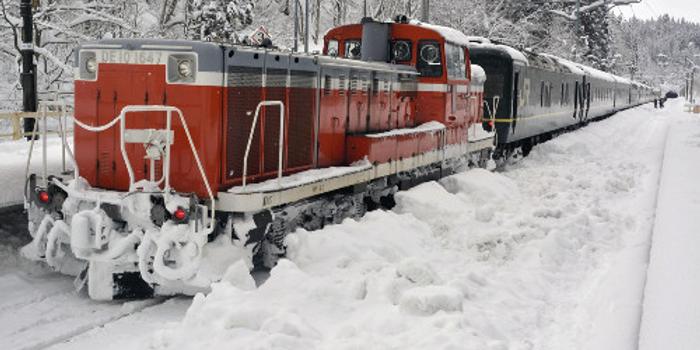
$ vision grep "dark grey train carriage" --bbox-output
[467,38,655,156]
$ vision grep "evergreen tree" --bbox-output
[185,0,255,42]
[580,5,613,71]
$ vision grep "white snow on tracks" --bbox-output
[0,213,187,350]
[150,103,672,350]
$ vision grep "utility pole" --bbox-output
[574,0,581,59]
[20,0,37,140]
[421,0,430,22]
[363,0,367,18]
[304,0,309,53]
[293,0,298,52]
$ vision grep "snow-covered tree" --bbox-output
[579,5,613,70]
[184,0,254,42]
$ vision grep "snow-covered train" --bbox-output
[467,38,657,157]
[23,17,654,300]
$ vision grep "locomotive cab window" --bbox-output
[417,41,442,77]
[327,40,339,57]
[391,40,412,62]
[345,40,361,59]
[446,43,467,80]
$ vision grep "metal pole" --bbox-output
[304,0,309,53]
[363,0,367,18]
[575,0,580,59]
[293,0,299,52]
[691,68,696,103]
[20,0,37,141]
[421,0,430,22]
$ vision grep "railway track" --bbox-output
[0,205,185,349]
[0,204,28,241]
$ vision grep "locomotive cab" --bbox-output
[324,18,477,128]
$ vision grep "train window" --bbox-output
[446,43,466,80]
[561,83,565,106]
[541,81,552,107]
[345,40,361,59]
[328,40,339,57]
[417,41,442,77]
[391,40,412,62]
[541,81,545,106]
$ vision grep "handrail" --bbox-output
[115,105,216,235]
[23,101,74,195]
[242,101,285,188]
[62,105,216,235]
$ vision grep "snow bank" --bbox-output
[151,102,670,350]
[639,111,700,350]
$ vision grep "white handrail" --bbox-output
[67,105,215,235]
[24,102,76,200]
[242,101,285,188]
[116,105,216,235]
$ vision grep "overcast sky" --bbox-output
[613,0,700,23]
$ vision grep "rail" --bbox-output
[242,101,285,188]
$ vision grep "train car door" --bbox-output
[584,82,591,121]
[512,71,519,131]
[574,81,579,119]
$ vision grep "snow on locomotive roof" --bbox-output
[408,20,474,48]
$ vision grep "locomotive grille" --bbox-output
[288,70,316,168]
[227,66,263,180]
[264,69,287,173]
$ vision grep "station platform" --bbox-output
[639,113,700,349]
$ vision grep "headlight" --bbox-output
[85,57,97,73]
[178,60,193,78]
[167,54,197,83]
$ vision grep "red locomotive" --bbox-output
[24,18,493,299]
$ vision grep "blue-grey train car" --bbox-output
[467,38,655,156]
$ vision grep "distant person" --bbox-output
[659,98,665,108]
[654,99,658,108]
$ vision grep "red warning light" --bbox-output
[38,191,50,203]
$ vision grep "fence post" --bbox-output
[12,113,22,140]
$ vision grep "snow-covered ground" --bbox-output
[1,100,697,349]
[150,102,673,350]
[638,109,700,350]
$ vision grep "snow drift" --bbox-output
[149,103,669,350]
